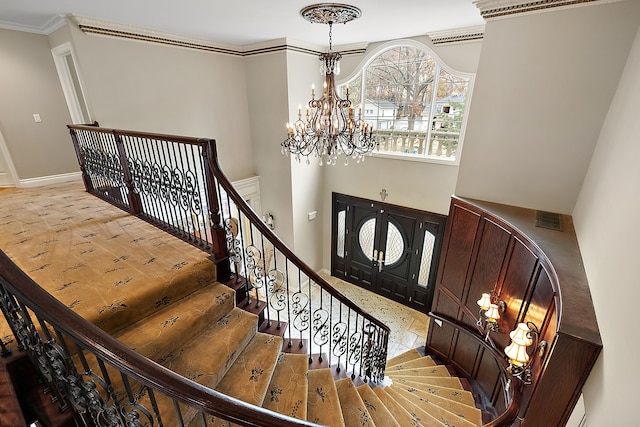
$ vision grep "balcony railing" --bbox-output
[373,129,459,160]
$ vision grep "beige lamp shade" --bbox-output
[484,303,501,322]
[477,293,492,310]
[505,341,530,366]
[509,323,534,346]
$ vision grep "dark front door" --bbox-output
[331,193,446,312]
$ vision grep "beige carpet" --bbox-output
[0,181,216,344]
[0,182,483,426]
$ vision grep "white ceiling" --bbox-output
[0,0,486,47]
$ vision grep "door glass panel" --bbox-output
[337,210,346,258]
[417,231,436,287]
[384,222,404,266]
[358,217,377,261]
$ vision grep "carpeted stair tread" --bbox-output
[107,307,260,427]
[385,356,437,371]
[373,387,442,427]
[387,365,451,378]
[162,307,258,388]
[215,332,283,406]
[391,385,482,426]
[114,282,235,361]
[385,348,424,368]
[356,384,401,427]
[391,380,476,406]
[262,353,309,420]
[383,387,454,427]
[392,376,464,390]
[307,368,346,427]
[335,378,376,427]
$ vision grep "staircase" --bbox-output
[92,275,483,427]
[0,125,490,426]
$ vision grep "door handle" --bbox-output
[378,251,384,272]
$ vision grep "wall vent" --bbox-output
[535,211,563,231]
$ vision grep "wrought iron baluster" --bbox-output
[146,136,167,228]
[236,208,252,304]
[158,138,180,234]
[0,335,9,357]
[95,356,126,422]
[173,399,186,427]
[114,131,141,215]
[119,372,156,426]
[259,233,270,324]
[188,144,207,247]
[169,139,185,234]
[308,275,313,363]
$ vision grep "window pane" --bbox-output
[384,222,405,266]
[428,70,470,159]
[340,74,361,112]
[417,231,436,287]
[338,43,473,163]
[364,47,436,133]
[337,210,346,258]
[358,218,377,261]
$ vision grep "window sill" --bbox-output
[369,150,460,166]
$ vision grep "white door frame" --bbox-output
[0,127,18,187]
[51,42,91,124]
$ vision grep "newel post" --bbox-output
[202,140,231,281]
[67,127,94,193]
[112,131,142,215]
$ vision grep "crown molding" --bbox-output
[427,25,485,45]
[474,0,627,20]
[0,14,66,35]
[70,15,366,57]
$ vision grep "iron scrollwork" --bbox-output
[267,269,287,313]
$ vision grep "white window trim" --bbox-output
[337,39,475,166]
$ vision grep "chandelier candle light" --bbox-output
[282,3,377,165]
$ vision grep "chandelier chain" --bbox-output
[283,4,376,166]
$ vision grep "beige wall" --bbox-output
[0,29,77,181]
[287,51,325,270]
[456,1,640,214]
[244,51,295,247]
[65,23,255,182]
[573,23,640,427]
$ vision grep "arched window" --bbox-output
[338,41,474,164]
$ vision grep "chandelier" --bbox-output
[282,3,377,165]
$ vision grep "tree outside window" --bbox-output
[340,44,473,163]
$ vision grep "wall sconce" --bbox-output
[504,321,548,385]
[263,211,275,230]
[476,292,507,339]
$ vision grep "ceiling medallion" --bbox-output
[300,3,362,25]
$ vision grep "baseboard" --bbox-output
[17,172,82,188]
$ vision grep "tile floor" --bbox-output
[319,273,431,360]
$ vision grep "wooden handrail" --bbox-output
[206,141,390,333]
[61,123,391,422]
[428,312,521,427]
[0,251,317,427]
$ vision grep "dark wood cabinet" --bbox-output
[427,196,602,426]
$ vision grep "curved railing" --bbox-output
[67,125,390,379]
[428,313,521,427]
[0,251,316,426]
